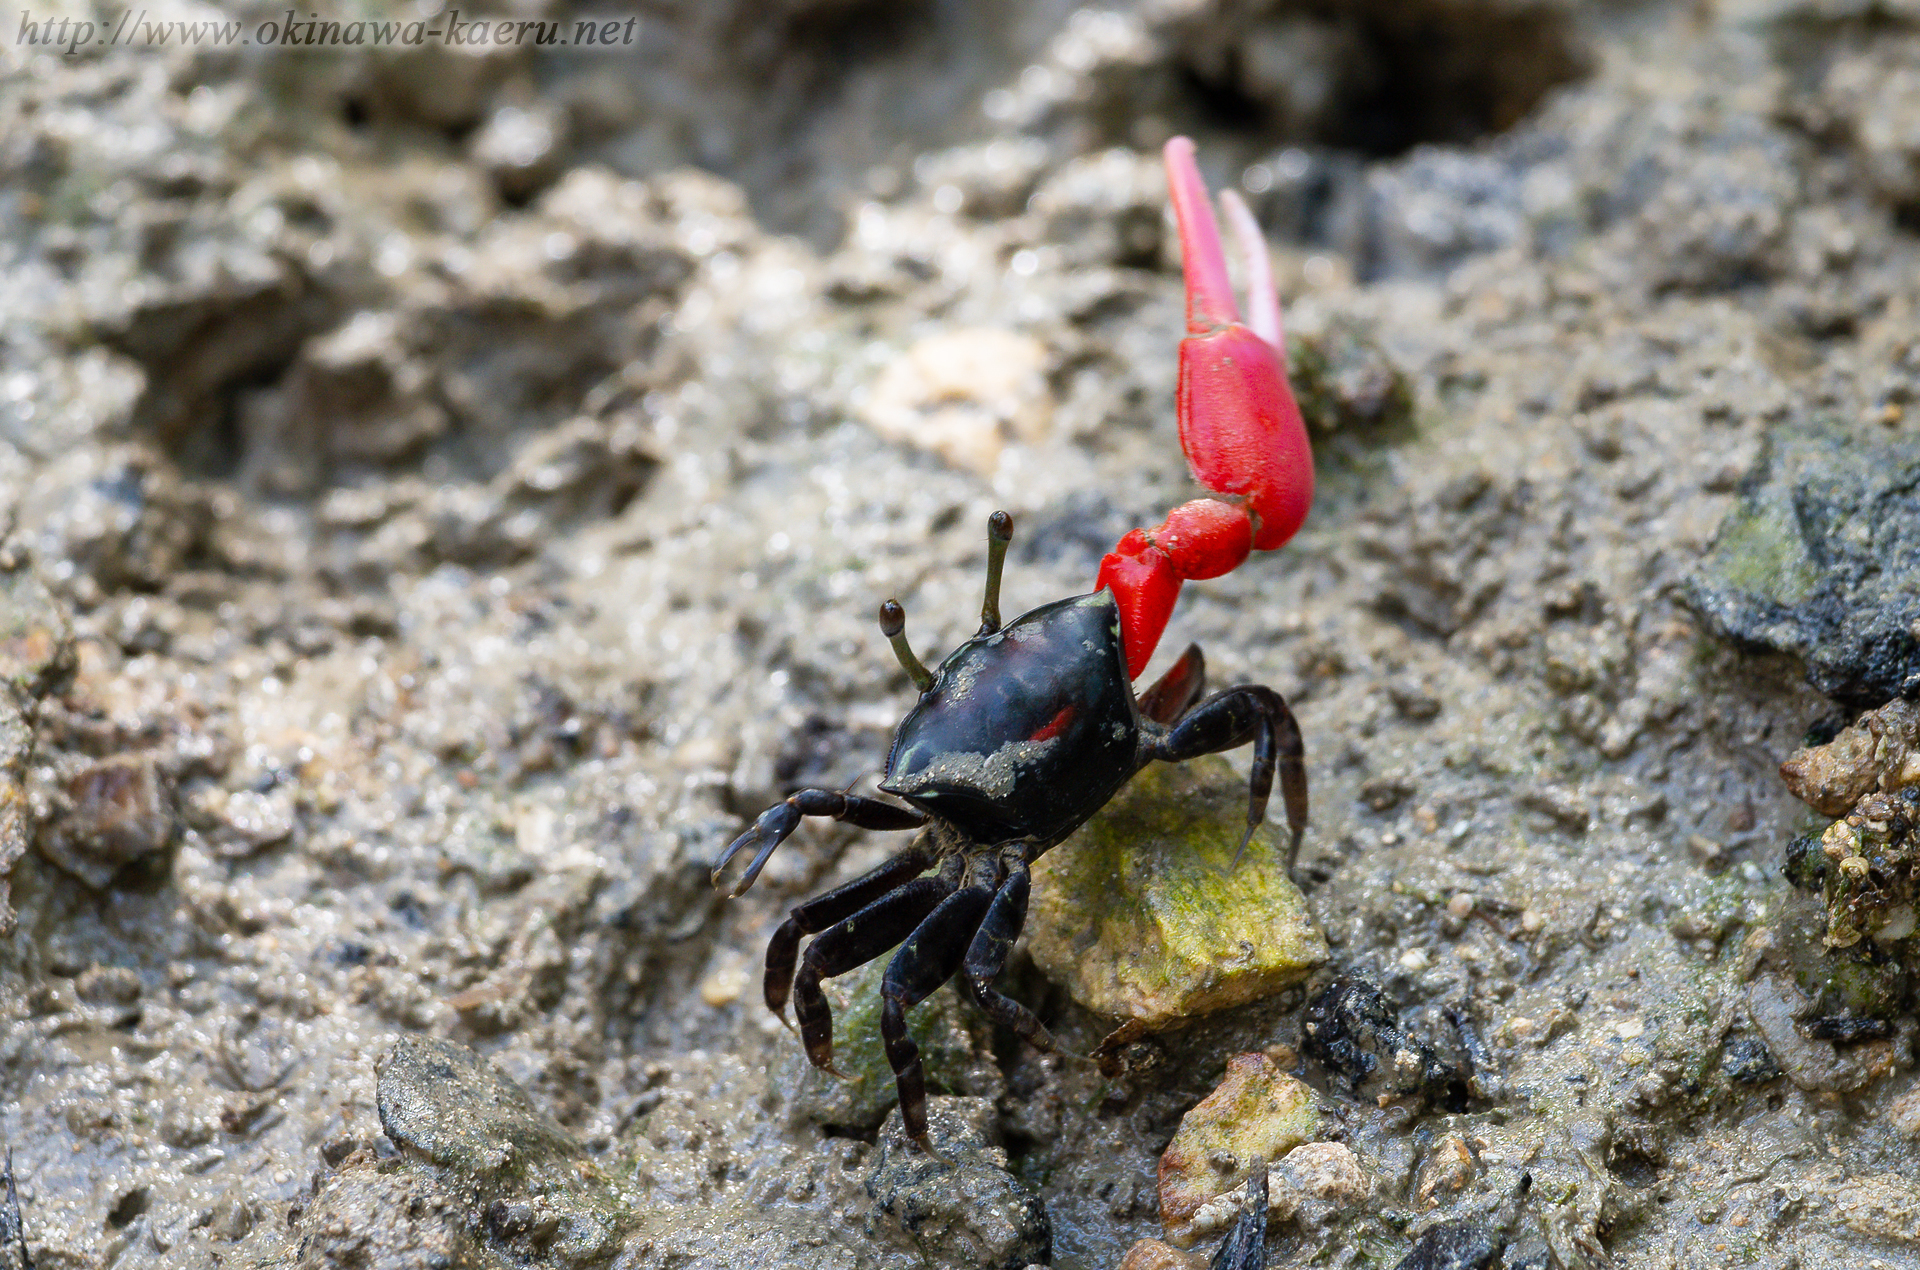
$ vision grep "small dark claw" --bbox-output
[712,802,801,895]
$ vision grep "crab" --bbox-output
[711,137,1317,1154]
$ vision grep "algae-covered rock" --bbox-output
[1686,418,1920,708]
[1156,1053,1325,1246]
[1027,755,1326,1027]
[785,958,1002,1132]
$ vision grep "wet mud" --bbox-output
[4,1,1920,1268]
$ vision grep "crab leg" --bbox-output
[1098,136,1316,678]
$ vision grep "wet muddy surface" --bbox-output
[4,1,1920,1267]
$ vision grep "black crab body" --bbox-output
[881,591,1140,852]
[710,513,1308,1155]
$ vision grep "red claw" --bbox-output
[1101,137,1316,679]
[1096,533,1180,681]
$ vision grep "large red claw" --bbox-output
[1164,136,1314,553]
[1098,139,1317,681]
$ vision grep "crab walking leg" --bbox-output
[1207,1163,1270,1270]
[1099,137,1315,678]
[1145,685,1308,872]
[712,788,927,897]
[791,875,953,1076]
[881,879,998,1151]
[764,839,937,1020]
[960,858,1059,1054]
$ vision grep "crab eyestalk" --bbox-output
[979,510,1014,635]
[879,599,935,692]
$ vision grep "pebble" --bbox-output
[859,328,1053,475]
[1117,1240,1201,1270]
[1157,1052,1323,1245]
[1277,1141,1371,1210]
[1301,977,1467,1110]
[37,752,176,888]
[1413,1133,1477,1209]
[1887,1085,1920,1137]
[697,954,749,1007]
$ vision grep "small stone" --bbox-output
[1027,756,1326,1028]
[472,103,569,202]
[1117,1239,1202,1270]
[1157,1053,1323,1246]
[1721,1036,1782,1085]
[698,955,749,1007]
[865,1096,1050,1270]
[193,785,296,856]
[1888,1084,1920,1137]
[1517,784,1590,832]
[75,965,142,1006]
[1413,1134,1476,1209]
[1687,834,1727,867]
[1277,1141,1370,1210]
[1395,1218,1508,1270]
[1780,698,1920,817]
[36,752,176,889]
[859,329,1053,476]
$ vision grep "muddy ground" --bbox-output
[3,0,1920,1267]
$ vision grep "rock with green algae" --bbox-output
[1776,697,1920,1008]
[1026,754,1327,1028]
[1685,418,1920,708]
[1156,1052,1328,1245]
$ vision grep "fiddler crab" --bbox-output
[712,137,1316,1162]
